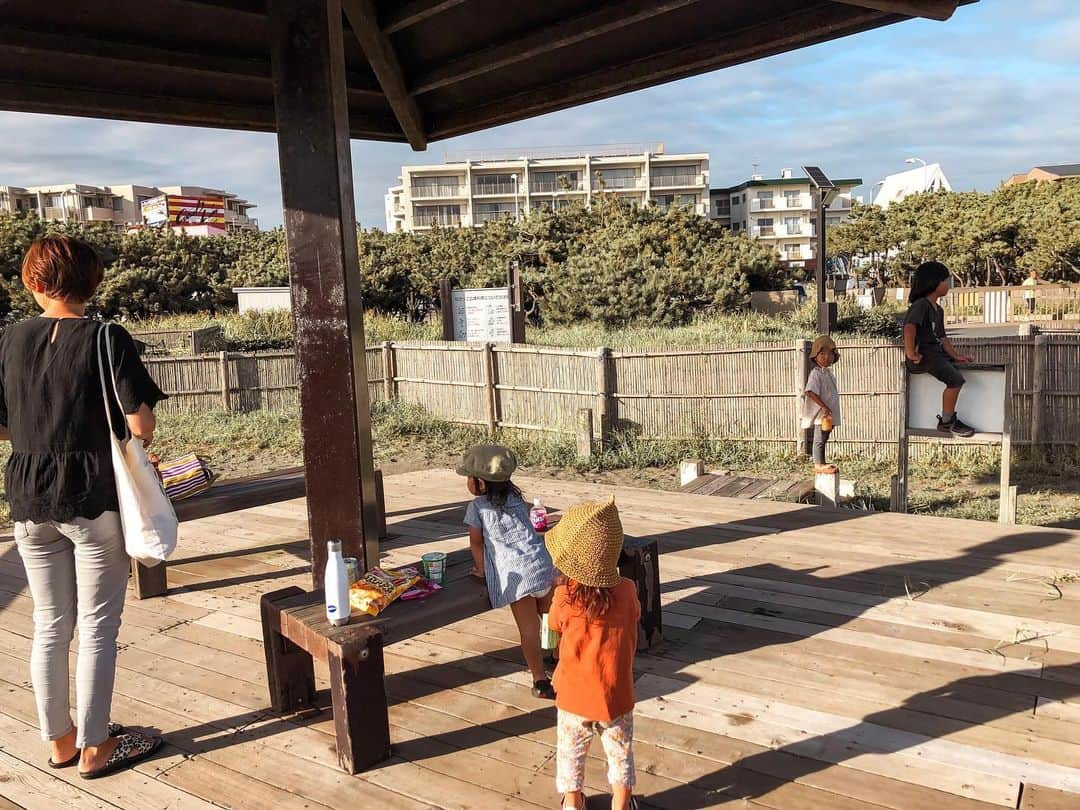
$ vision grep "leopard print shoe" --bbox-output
[79,731,163,780]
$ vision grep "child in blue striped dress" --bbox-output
[458,444,557,699]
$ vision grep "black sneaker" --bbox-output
[532,678,556,699]
[950,417,976,438]
[936,415,954,434]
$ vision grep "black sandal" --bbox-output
[79,732,162,780]
[48,722,126,768]
[532,678,556,699]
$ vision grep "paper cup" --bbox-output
[540,613,560,650]
[421,551,447,585]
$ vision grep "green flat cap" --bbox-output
[456,444,517,482]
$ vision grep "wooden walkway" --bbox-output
[681,473,815,503]
[1,469,1079,809]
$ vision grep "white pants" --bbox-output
[15,512,128,748]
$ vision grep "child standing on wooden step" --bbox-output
[545,499,640,810]
[903,261,976,437]
[457,444,557,699]
[801,335,841,474]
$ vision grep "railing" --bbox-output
[752,226,776,237]
[410,184,466,198]
[594,176,642,190]
[473,181,520,196]
[473,210,516,224]
[532,179,585,193]
[651,174,703,188]
[414,213,461,227]
[784,223,814,236]
[751,196,809,212]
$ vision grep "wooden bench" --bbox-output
[259,548,489,773]
[131,468,385,599]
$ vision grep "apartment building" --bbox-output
[710,169,862,272]
[385,143,709,232]
[1005,163,1080,185]
[0,182,258,232]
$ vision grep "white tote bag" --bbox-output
[98,324,178,566]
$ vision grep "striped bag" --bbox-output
[157,453,216,501]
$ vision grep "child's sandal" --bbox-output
[532,678,556,699]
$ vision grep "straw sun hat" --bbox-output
[455,444,517,482]
[544,498,624,589]
[810,335,839,362]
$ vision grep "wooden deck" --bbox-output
[1,469,1079,809]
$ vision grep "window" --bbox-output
[593,168,639,190]
[756,217,774,236]
[474,173,519,195]
[784,243,802,258]
[757,218,774,227]
[535,171,581,193]
[784,190,801,208]
[473,202,516,223]
[411,175,464,197]
[715,200,730,216]
[732,222,740,232]
[826,216,842,227]
[742,194,747,203]
[785,216,801,235]
[113,198,124,211]
[651,164,699,187]
[730,195,739,206]
[413,204,461,227]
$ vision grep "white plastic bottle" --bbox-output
[324,540,351,627]
[529,498,548,531]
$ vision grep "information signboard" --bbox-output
[450,287,513,343]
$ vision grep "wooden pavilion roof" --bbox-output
[0,0,974,150]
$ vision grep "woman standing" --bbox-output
[0,236,165,778]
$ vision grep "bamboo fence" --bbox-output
[146,333,1080,450]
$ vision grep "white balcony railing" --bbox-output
[594,176,643,190]
[752,226,776,237]
[473,210,516,224]
[750,196,811,212]
[410,184,466,199]
[473,181,520,196]
[414,213,461,227]
[651,173,704,188]
[532,179,585,193]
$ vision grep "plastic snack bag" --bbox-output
[349,566,420,617]
[401,578,443,601]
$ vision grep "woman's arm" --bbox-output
[126,403,156,447]
[468,526,485,578]
[903,323,922,364]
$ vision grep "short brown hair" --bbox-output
[21,235,104,302]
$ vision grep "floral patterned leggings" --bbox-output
[556,709,636,792]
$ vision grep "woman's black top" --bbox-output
[0,317,166,524]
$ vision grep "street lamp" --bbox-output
[511,174,519,220]
[905,157,928,193]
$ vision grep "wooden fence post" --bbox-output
[596,348,613,449]
[576,408,594,459]
[219,351,231,412]
[795,339,811,455]
[1031,334,1048,452]
[381,341,395,403]
[439,279,454,341]
[482,343,498,436]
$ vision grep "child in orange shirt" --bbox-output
[545,499,640,810]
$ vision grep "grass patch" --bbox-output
[136,297,901,355]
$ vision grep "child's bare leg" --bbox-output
[562,790,585,809]
[611,785,633,809]
[509,596,546,682]
[943,386,961,415]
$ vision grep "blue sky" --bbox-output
[1,0,1077,229]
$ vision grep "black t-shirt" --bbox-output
[903,298,946,352]
[0,317,167,523]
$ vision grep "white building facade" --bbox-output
[711,169,863,272]
[0,182,259,231]
[871,163,950,208]
[385,144,709,232]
